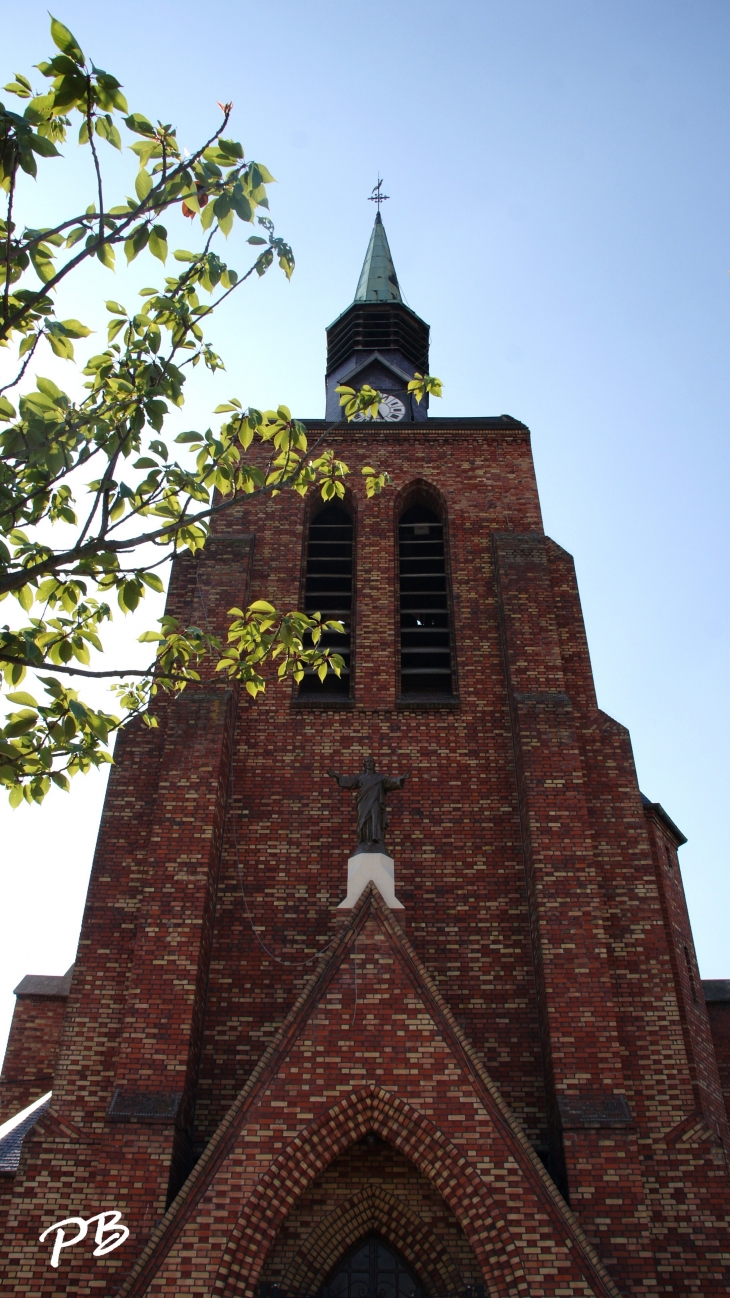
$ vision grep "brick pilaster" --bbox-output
[493,532,650,1288]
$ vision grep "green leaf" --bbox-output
[4,73,33,98]
[50,15,85,63]
[247,235,267,244]
[6,691,38,707]
[149,225,168,263]
[124,112,156,137]
[124,224,149,262]
[96,241,116,270]
[0,396,16,422]
[36,375,63,398]
[29,133,60,158]
[47,330,74,359]
[119,581,140,612]
[216,137,244,160]
[106,300,126,314]
[252,162,275,184]
[249,600,276,614]
[29,243,55,283]
[231,189,253,222]
[18,334,37,358]
[60,318,91,338]
[135,168,152,202]
[85,711,109,741]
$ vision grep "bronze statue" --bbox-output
[327,756,408,855]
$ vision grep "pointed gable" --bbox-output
[121,888,620,1298]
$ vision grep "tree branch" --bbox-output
[0,327,41,396]
[86,78,104,244]
[0,418,341,596]
[0,652,155,679]
[3,158,17,327]
[0,110,232,342]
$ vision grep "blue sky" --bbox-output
[1,0,729,1062]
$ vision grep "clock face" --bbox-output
[352,393,406,423]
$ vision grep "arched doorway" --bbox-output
[323,1234,424,1298]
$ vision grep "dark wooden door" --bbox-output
[324,1235,424,1298]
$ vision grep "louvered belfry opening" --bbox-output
[299,501,353,697]
[398,502,453,695]
[326,301,430,375]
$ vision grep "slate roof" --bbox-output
[13,964,74,998]
[0,1091,52,1174]
[703,980,730,1003]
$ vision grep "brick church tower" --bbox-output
[1,213,729,1297]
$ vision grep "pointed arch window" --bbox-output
[323,1234,424,1298]
[299,501,353,697]
[398,502,453,695]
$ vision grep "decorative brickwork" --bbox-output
[267,1161,478,1297]
[116,889,621,1298]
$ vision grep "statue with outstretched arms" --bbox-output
[327,756,408,855]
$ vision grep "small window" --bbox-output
[299,502,352,696]
[683,944,698,1003]
[398,502,453,695]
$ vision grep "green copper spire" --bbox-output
[353,211,402,303]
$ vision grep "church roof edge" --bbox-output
[325,295,429,337]
[640,793,688,846]
[302,415,530,432]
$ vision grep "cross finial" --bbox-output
[368,177,390,210]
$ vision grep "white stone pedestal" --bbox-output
[337,852,404,910]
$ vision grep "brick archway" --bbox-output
[214,1086,524,1298]
[280,1185,468,1298]
[392,476,450,527]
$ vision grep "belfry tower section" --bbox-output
[1,214,730,1298]
[325,212,430,421]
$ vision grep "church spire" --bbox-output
[324,199,430,421]
[353,211,402,304]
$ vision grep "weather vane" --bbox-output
[369,178,390,209]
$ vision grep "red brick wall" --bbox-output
[705,998,730,1124]
[1,419,729,1296]
[0,995,67,1124]
[643,809,728,1140]
[194,427,549,1163]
